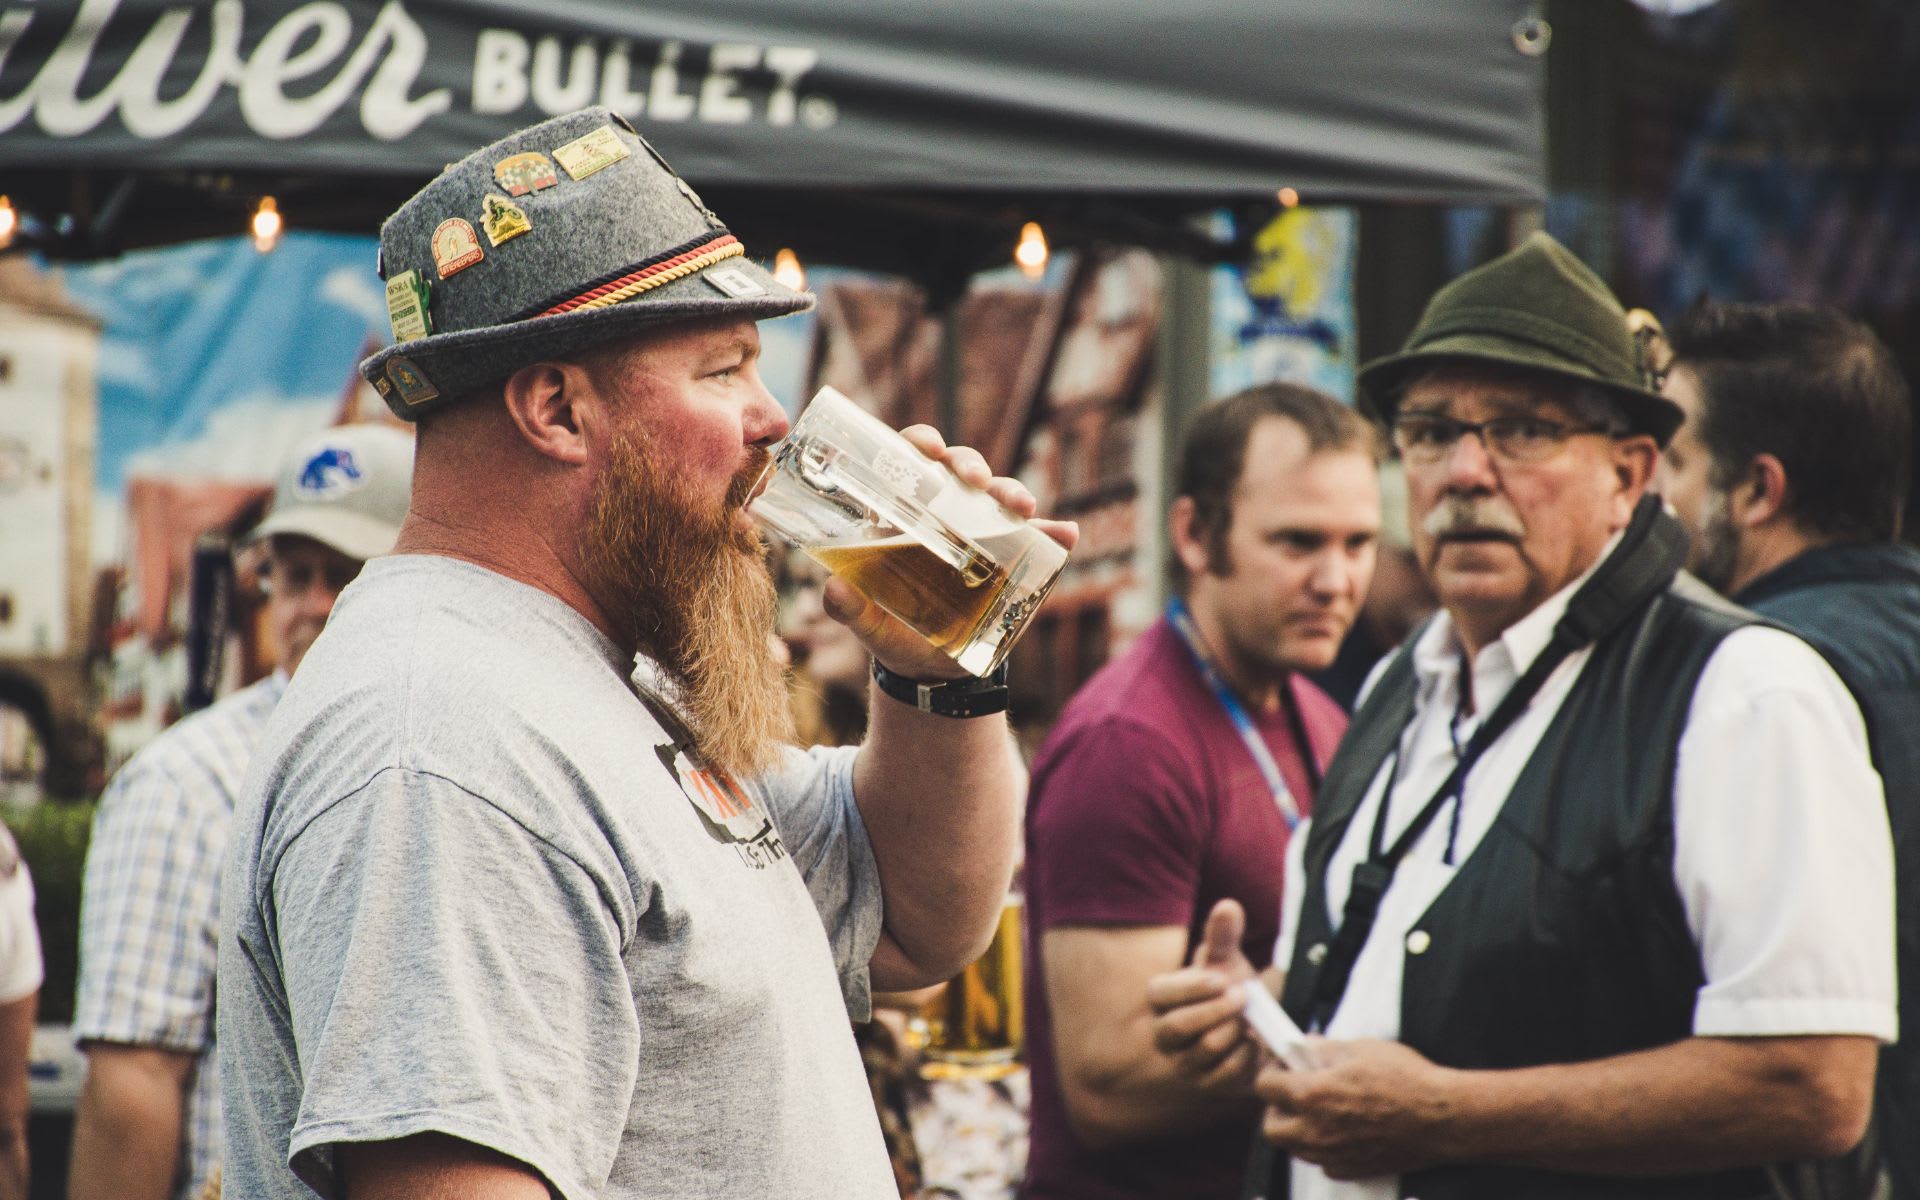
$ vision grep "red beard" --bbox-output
[582,432,794,778]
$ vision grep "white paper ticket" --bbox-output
[1242,982,1316,1069]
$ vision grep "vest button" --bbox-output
[1306,942,1328,965]
[1405,930,1432,955]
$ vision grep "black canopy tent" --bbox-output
[0,0,1548,293]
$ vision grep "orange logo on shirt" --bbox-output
[656,743,788,869]
[685,767,755,824]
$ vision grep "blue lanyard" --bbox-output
[1166,599,1305,830]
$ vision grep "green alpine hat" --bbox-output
[1356,231,1683,447]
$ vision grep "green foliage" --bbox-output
[4,800,94,1024]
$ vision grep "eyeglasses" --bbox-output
[259,558,361,598]
[1391,412,1613,465]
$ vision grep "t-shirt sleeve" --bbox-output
[748,744,881,1013]
[1674,627,1898,1041]
[0,856,39,1005]
[1029,722,1207,930]
[73,760,214,1047]
[271,767,637,1200]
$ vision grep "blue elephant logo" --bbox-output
[296,446,364,497]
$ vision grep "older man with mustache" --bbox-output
[1149,234,1894,1200]
[217,107,1070,1200]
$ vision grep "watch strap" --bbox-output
[871,660,1010,718]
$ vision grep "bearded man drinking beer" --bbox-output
[217,106,1074,1200]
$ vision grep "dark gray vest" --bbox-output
[1278,573,1769,1200]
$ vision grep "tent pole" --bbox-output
[937,298,963,441]
[1151,253,1211,615]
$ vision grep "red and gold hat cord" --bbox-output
[539,234,745,317]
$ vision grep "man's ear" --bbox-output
[1733,454,1791,529]
[502,362,594,466]
[1168,495,1213,580]
[1610,434,1660,520]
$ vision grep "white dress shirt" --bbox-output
[1275,560,1897,1200]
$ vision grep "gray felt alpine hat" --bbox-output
[360,106,812,421]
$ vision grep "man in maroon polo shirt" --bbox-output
[1022,383,1379,1199]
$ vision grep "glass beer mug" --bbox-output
[918,892,1025,1081]
[749,387,1068,676]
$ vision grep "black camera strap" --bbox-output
[1302,494,1688,1033]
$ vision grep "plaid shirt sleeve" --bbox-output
[74,749,225,1052]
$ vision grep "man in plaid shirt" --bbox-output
[69,424,412,1200]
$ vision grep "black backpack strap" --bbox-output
[1554,494,1690,648]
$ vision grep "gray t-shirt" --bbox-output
[218,555,894,1199]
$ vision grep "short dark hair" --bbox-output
[1171,382,1378,592]
[1668,301,1912,542]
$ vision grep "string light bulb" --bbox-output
[251,196,282,253]
[772,247,806,291]
[1015,221,1049,280]
[1277,187,1300,208]
[0,196,14,250]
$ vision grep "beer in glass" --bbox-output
[749,388,1067,676]
[919,894,1024,1081]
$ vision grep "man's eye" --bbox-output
[1506,419,1558,442]
[1404,420,1452,446]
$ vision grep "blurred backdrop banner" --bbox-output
[0,0,1546,202]
[0,236,390,770]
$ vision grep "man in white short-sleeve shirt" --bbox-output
[1147,234,1894,1200]
[0,829,42,1200]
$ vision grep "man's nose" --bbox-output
[1306,550,1351,599]
[1442,427,1500,492]
[744,381,791,448]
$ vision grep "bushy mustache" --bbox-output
[729,445,772,511]
[1422,495,1526,541]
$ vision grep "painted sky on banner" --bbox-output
[53,233,817,563]
[59,234,386,490]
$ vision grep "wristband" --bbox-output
[871,659,1011,718]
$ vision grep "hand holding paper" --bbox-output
[1240,978,1317,1070]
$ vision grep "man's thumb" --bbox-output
[1194,899,1246,967]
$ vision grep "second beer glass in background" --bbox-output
[749,387,1068,677]
[918,893,1024,1081]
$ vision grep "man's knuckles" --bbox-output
[1150,1016,1202,1053]
[900,426,947,454]
[1198,1018,1245,1058]
[1146,968,1228,1009]
[942,447,991,479]
[1152,1004,1230,1049]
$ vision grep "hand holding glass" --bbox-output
[749,387,1068,676]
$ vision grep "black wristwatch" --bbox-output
[871,659,1011,718]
